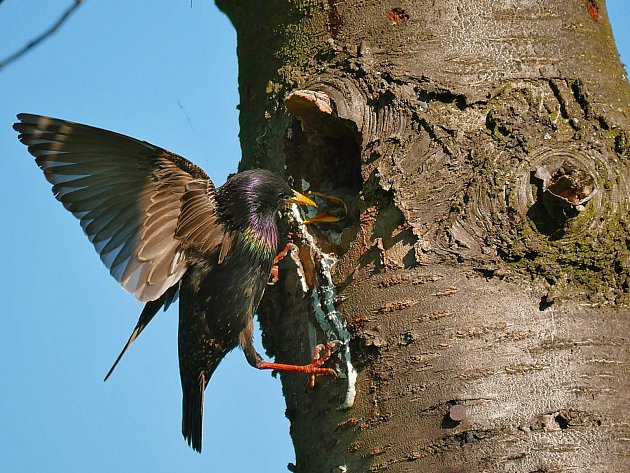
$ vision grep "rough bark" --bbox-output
[216,1,629,471]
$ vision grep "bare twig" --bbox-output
[0,0,84,72]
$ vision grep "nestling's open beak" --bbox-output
[302,191,347,224]
[288,189,317,208]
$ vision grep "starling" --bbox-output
[14,114,336,452]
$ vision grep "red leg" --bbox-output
[267,242,296,285]
[256,341,338,387]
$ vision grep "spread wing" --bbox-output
[14,113,227,302]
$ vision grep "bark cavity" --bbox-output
[531,157,598,230]
[285,89,363,257]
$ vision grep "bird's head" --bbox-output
[217,169,315,230]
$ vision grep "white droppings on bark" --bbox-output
[287,244,310,294]
[290,204,358,408]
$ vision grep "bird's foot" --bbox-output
[267,242,296,285]
[306,341,339,388]
[256,341,338,387]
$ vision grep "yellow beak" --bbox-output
[288,190,317,208]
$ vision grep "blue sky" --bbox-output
[1,2,628,472]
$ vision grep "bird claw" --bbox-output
[307,341,339,388]
[255,341,338,387]
[267,242,296,286]
[267,266,280,286]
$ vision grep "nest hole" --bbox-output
[284,94,362,254]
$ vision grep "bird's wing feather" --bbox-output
[174,180,228,253]
[14,113,227,302]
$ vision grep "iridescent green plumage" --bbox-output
[240,226,277,260]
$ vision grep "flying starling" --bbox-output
[13,114,336,452]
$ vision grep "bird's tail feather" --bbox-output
[103,298,163,381]
[182,372,206,453]
[104,284,180,381]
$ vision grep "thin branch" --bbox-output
[0,0,84,72]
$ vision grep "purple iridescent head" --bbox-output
[216,169,314,231]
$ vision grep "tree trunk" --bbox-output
[216,1,629,471]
